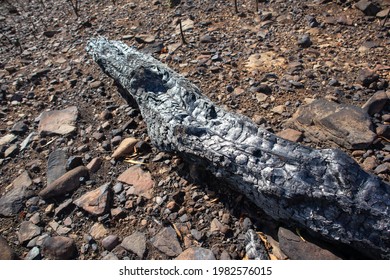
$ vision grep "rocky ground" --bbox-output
[0,0,389,260]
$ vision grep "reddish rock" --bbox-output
[176,247,216,260]
[86,157,103,173]
[151,227,182,257]
[17,221,41,244]
[277,128,303,142]
[111,137,138,159]
[41,236,77,260]
[118,166,154,199]
[121,231,146,258]
[39,166,89,199]
[38,106,78,136]
[73,183,110,216]
[278,227,340,260]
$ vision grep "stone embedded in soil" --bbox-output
[0,170,33,217]
[175,247,216,260]
[41,236,77,260]
[376,125,390,139]
[0,236,17,260]
[278,227,340,260]
[118,166,154,199]
[17,221,41,244]
[135,34,155,44]
[375,163,389,174]
[111,137,138,159]
[38,106,78,136]
[151,226,182,257]
[73,183,110,216]
[54,199,73,216]
[87,157,103,173]
[276,128,303,142]
[292,99,376,149]
[102,252,119,260]
[89,81,103,89]
[298,34,312,48]
[210,218,229,234]
[39,166,89,199]
[11,121,28,135]
[121,231,147,258]
[90,223,108,240]
[47,149,68,185]
[362,91,389,116]
[102,235,120,251]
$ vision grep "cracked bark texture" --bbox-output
[86,38,390,259]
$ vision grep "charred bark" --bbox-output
[86,38,390,259]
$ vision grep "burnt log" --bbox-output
[86,38,390,259]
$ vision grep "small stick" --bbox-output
[234,0,239,14]
[179,19,187,45]
[255,0,258,13]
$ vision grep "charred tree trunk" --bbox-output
[86,38,390,259]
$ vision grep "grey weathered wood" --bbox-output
[86,38,390,259]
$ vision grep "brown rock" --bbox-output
[151,226,182,257]
[276,128,303,142]
[362,156,378,171]
[86,157,103,173]
[74,183,110,216]
[118,166,154,199]
[0,236,17,260]
[38,106,78,136]
[121,231,146,258]
[111,137,138,159]
[362,91,389,115]
[175,247,216,260]
[355,0,381,16]
[0,171,32,217]
[41,236,77,260]
[292,99,376,149]
[278,227,340,260]
[90,223,108,240]
[17,221,41,244]
[102,235,120,251]
[39,166,89,199]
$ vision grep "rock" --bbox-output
[38,106,78,136]
[151,226,182,257]
[102,235,120,251]
[220,250,231,260]
[4,144,19,158]
[41,236,77,260]
[11,121,28,135]
[39,166,89,199]
[175,247,216,260]
[89,81,103,89]
[375,163,389,174]
[25,247,40,260]
[135,34,155,44]
[377,8,390,18]
[66,156,84,171]
[256,92,268,102]
[271,105,285,115]
[210,218,229,234]
[121,231,146,258]
[102,252,119,260]
[54,199,73,216]
[73,183,110,216]
[0,236,17,259]
[118,166,154,199]
[199,34,216,43]
[355,0,381,16]
[86,157,103,173]
[43,30,60,38]
[278,227,340,260]
[175,18,194,34]
[0,134,17,146]
[376,125,390,139]
[292,99,376,149]
[298,34,312,48]
[17,221,41,244]
[358,68,379,87]
[362,91,389,115]
[0,171,33,217]
[276,128,303,142]
[111,137,138,159]
[47,149,68,185]
[89,223,108,240]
